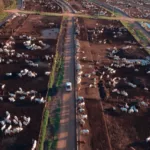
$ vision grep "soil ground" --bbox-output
[77,18,150,150]
[99,0,150,19]
[23,0,62,13]
[0,15,62,150]
[69,0,111,16]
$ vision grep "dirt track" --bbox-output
[56,17,76,150]
[4,9,150,23]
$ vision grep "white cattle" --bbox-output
[120,107,127,112]
[127,82,137,88]
[80,129,89,135]
[1,124,6,131]
[125,103,129,109]
[7,125,12,130]
[31,140,37,150]
[5,129,12,135]
[35,97,46,104]
[6,73,12,76]
[19,121,22,127]
[28,71,37,78]
[79,119,85,126]
[77,96,84,102]
[140,101,148,107]
[31,96,35,100]
[13,119,18,125]
[121,91,128,97]
[14,116,19,122]
[0,121,5,125]
[80,115,88,120]
[45,72,51,76]
[1,84,5,89]
[9,93,16,97]
[78,102,85,107]
[12,127,23,133]
[144,87,149,91]
[5,118,11,124]
[78,108,85,113]
[146,136,150,142]
[147,71,150,74]
[5,111,10,120]
[128,108,134,113]
[19,96,26,100]
[9,97,16,102]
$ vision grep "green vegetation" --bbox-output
[0,0,9,22]
[38,109,49,150]
[56,58,64,87]
[47,140,52,150]
[37,51,59,149]
[49,105,61,150]
[0,12,9,22]
[5,0,17,9]
[49,51,59,88]
[50,106,61,135]
[121,21,149,49]
[38,17,66,150]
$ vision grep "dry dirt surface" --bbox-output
[76,17,150,150]
[0,15,62,150]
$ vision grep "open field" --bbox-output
[76,17,150,150]
[0,14,62,150]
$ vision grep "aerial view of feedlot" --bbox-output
[75,17,150,150]
[0,0,150,150]
[0,3,62,149]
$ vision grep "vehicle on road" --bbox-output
[65,82,72,91]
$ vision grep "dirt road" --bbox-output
[56,17,76,150]
[4,9,150,23]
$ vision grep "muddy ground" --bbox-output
[69,0,111,16]
[77,18,150,150]
[101,0,150,19]
[0,15,61,38]
[0,15,62,150]
[23,0,62,13]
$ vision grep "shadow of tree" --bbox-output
[48,85,59,97]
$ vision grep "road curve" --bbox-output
[56,0,75,13]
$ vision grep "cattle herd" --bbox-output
[0,9,61,149]
[75,17,150,150]
[22,0,62,13]
[105,0,150,19]
[0,0,150,149]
